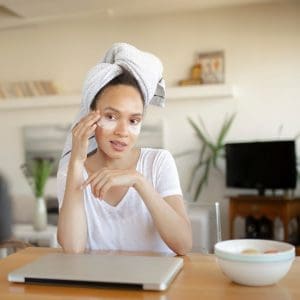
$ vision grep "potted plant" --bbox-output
[21,157,54,231]
[177,113,235,202]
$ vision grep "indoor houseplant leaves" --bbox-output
[187,113,235,201]
[21,157,54,231]
[21,157,54,198]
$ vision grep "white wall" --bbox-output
[0,2,299,238]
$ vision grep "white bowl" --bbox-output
[214,239,295,286]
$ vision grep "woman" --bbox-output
[57,43,192,255]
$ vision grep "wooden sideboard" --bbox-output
[228,195,300,247]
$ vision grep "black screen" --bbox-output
[225,140,297,193]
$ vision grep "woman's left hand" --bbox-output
[82,168,140,199]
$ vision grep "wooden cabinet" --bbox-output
[229,195,300,243]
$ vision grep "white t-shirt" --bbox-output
[57,148,182,254]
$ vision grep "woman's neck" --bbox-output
[86,148,140,172]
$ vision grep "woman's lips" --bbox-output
[110,140,127,152]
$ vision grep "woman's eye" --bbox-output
[130,119,140,125]
[105,114,116,121]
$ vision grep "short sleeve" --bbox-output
[56,162,68,210]
[154,150,182,198]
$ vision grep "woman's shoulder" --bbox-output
[140,147,173,164]
[140,147,170,156]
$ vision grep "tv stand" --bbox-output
[229,195,300,245]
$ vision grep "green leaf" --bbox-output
[188,117,216,152]
[198,115,212,142]
[21,158,53,198]
[216,113,236,148]
[199,144,207,165]
[187,113,235,201]
[188,158,206,192]
[193,158,211,201]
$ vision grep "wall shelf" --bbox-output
[0,84,235,111]
[0,94,81,111]
[167,84,235,100]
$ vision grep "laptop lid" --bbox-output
[8,253,183,291]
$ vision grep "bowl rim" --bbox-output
[214,239,295,263]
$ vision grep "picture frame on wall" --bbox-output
[198,51,225,84]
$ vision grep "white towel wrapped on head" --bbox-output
[59,42,166,168]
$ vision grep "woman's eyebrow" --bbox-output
[131,113,143,117]
[104,107,119,113]
[104,107,142,117]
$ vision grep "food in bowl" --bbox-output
[241,248,279,254]
[214,239,295,286]
[241,248,260,254]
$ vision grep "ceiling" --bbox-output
[0,0,288,30]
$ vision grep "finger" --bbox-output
[76,113,100,137]
[93,175,111,198]
[99,179,114,199]
[82,171,98,189]
[74,121,98,144]
[86,123,97,139]
[82,167,109,190]
[83,111,101,125]
[74,111,100,130]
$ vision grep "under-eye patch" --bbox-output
[97,117,141,135]
[97,116,117,130]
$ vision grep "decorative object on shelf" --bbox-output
[178,50,225,86]
[176,113,235,201]
[198,51,225,84]
[178,58,203,86]
[21,157,54,231]
[0,80,58,99]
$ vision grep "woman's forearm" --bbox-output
[57,159,87,253]
[134,175,192,255]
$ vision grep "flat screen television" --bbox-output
[225,140,297,195]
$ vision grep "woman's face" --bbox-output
[94,84,144,159]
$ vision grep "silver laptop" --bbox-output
[8,253,183,291]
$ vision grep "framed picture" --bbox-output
[198,51,225,84]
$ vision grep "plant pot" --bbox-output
[33,196,47,231]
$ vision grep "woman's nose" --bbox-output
[114,120,129,136]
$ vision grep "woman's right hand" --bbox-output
[70,111,100,163]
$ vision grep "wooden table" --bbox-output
[1,247,300,299]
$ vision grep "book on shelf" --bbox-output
[0,84,7,99]
[0,80,59,99]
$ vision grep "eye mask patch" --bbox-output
[97,117,141,135]
[97,117,117,131]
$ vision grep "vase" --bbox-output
[33,196,47,231]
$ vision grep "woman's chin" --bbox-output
[103,148,129,159]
